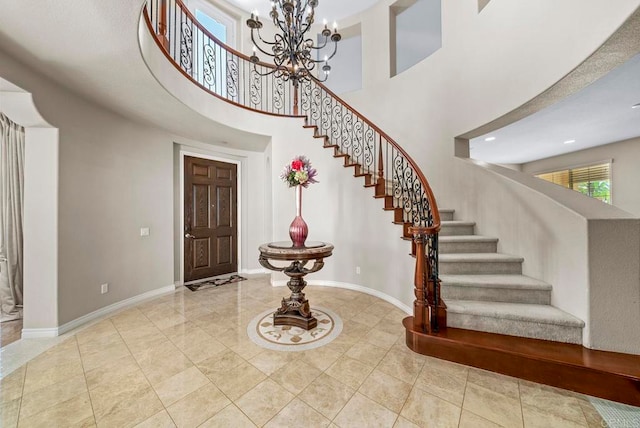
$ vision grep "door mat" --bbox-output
[185,275,247,292]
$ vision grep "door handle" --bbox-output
[185,233,195,239]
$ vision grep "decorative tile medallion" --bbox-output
[247,307,343,352]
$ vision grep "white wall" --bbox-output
[0,47,276,328]
[522,137,640,217]
[0,48,177,326]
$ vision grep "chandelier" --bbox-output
[246,1,341,85]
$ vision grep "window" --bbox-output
[185,0,238,96]
[186,0,236,48]
[195,10,227,44]
[536,163,611,204]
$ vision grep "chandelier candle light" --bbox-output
[246,1,341,113]
[281,156,318,247]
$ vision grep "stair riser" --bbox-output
[441,285,550,305]
[439,261,522,275]
[440,225,474,236]
[439,211,454,221]
[440,241,497,253]
[447,313,582,344]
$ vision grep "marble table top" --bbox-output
[258,241,334,261]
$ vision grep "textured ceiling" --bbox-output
[0,0,268,151]
[471,53,640,164]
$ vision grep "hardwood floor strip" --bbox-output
[403,317,640,406]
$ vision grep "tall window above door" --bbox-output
[187,0,237,48]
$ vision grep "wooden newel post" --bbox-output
[158,0,170,51]
[293,83,299,115]
[376,136,385,195]
[411,227,428,333]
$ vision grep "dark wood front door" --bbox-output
[184,156,237,282]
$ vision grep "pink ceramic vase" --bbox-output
[289,185,308,247]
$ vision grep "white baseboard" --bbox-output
[271,279,412,314]
[21,328,59,339]
[21,284,176,338]
[240,268,269,275]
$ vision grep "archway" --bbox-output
[1,77,59,337]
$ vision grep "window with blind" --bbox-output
[536,163,611,204]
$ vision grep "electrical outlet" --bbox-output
[140,227,150,237]
[101,283,109,294]
[356,266,361,275]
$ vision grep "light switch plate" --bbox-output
[140,227,150,236]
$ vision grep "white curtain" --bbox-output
[0,113,24,322]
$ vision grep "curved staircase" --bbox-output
[140,0,640,407]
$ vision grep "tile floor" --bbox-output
[0,275,609,427]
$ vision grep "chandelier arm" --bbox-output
[296,1,306,22]
[251,62,280,77]
[302,60,316,72]
[255,27,278,46]
[299,17,313,34]
[307,69,328,83]
[251,30,278,58]
[302,57,326,65]
[273,33,290,60]
[324,41,339,62]
[273,52,287,68]
[273,17,290,35]
[308,35,329,51]
[293,37,308,57]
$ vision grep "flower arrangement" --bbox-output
[280,155,318,188]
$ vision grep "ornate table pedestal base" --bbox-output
[274,270,317,330]
[258,242,334,331]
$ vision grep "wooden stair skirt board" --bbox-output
[403,317,640,407]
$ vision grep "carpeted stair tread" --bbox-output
[439,253,524,263]
[439,235,498,243]
[440,274,551,290]
[441,220,475,226]
[446,300,585,327]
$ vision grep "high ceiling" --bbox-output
[225,0,379,22]
[470,53,640,165]
[3,1,638,165]
[0,0,269,151]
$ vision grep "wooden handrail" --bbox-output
[303,80,441,231]
[143,0,440,232]
[143,0,444,333]
[142,8,304,118]
[172,0,275,69]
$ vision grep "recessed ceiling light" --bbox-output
[484,137,496,142]
[632,103,640,109]
[564,139,576,144]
